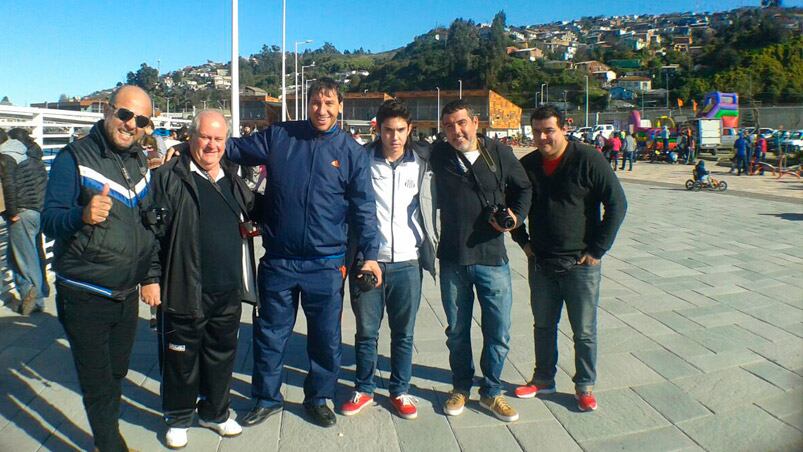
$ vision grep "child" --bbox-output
[694,160,711,186]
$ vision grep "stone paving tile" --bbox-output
[755,388,803,420]
[749,337,803,372]
[655,333,717,358]
[737,318,800,343]
[579,426,699,452]
[632,349,702,380]
[743,304,803,329]
[678,405,803,452]
[509,419,582,452]
[647,311,705,333]
[743,361,803,391]
[543,388,669,443]
[684,349,765,373]
[631,382,710,423]
[596,327,662,355]
[615,293,696,314]
[451,424,522,452]
[674,368,784,413]
[615,312,677,337]
[681,325,770,353]
[594,353,665,391]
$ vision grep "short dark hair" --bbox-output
[0,129,7,146]
[307,77,342,103]
[530,105,565,128]
[376,99,411,129]
[8,128,32,145]
[440,99,476,120]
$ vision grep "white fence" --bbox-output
[0,106,189,300]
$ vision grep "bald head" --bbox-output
[189,109,229,174]
[104,85,153,151]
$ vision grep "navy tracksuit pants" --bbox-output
[251,257,345,408]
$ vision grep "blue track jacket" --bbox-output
[227,120,378,261]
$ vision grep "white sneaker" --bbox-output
[165,427,188,449]
[198,417,242,437]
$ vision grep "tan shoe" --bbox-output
[443,390,468,416]
[480,395,519,422]
[20,290,37,316]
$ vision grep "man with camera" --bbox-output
[511,106,626,412]
[149,110,257,448]
[226,78,380,428]
[340,99,437,420]
[430,99,531,422]
[41,85,160,452]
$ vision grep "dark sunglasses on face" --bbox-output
[112,106,150,128]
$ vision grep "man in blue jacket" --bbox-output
[226,78,380,428]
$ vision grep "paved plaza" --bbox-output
[1,166,802,451]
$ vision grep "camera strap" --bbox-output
[454,139,504,207]
[199,168,250,222]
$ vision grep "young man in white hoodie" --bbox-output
[341,99,437,420]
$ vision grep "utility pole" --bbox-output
[584,75,589,128]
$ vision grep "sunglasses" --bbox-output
[112,106,150,128]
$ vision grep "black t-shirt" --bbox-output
[192,172,243,293]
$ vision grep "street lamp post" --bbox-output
[584,75,589,128]
[231,0,240,136]
[458,80,462,99]
[301,62,315,118]
[436,87,440,134]
[294,39,312,120]
[303,78,317,119]
[546,83,549,104]
[540,83,546,105]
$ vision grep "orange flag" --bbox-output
[677,98,684,108]
[692,99,698,113]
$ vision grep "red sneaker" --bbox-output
[341,391,373,416]
[576,391,598,412]
[390,394,418,420]
[514,382,556,399]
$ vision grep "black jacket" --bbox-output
[511,141,627,261]
[430,136,532,266]
[42,122,159,300]
[0,141,47,218]
[151,149,257,317]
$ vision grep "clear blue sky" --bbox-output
[1,0,796,105]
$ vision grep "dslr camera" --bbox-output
[485,204,515,229]
[141,207,168,227]
[355,271,378,292]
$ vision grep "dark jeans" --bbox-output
[350,260,422,397]
[620,151,634,171]
[610,152,619,171]
[56,287,138,452]
[159,289,242,428]
[529,259,601,392]
[736,155,748,175]
[8,209,49,302]
[439,261,512,398]
[252,257,345,408]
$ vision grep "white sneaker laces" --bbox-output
[396,394,419,406]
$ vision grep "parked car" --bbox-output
[781,130,803,153]
[569,126,592,141]
[720,127,738,149]
[591,124,615,140]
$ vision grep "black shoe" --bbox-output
[240,405,282,427]
[304,403,336,427]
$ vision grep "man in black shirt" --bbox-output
[151,110,257,449]
[430,100,532,422]
[511,106,626,412]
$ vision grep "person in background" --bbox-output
[0,128,49,315]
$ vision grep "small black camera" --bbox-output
[485,204,515,229]
[141,207,168,227]
[355,271,378,292]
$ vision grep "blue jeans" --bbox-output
[620,152,634,171]
[529,259,601,392]
[439,261,512,398]
[350,260,421,397]
[8,209,49,304]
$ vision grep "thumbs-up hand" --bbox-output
[83,183,113,225]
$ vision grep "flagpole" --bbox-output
[281,0,287,121]
[231,0,240,137]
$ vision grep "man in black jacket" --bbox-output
[0,128,49,315]
[42,85,160,452]
[150,110,255,448]
[431,99,532,422]
[511,106,626,412]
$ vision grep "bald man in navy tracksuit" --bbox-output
[226,78,379,428]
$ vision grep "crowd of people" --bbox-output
[2,81,627,451]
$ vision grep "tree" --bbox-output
[126,63,159,91]
[478,11,510,87]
